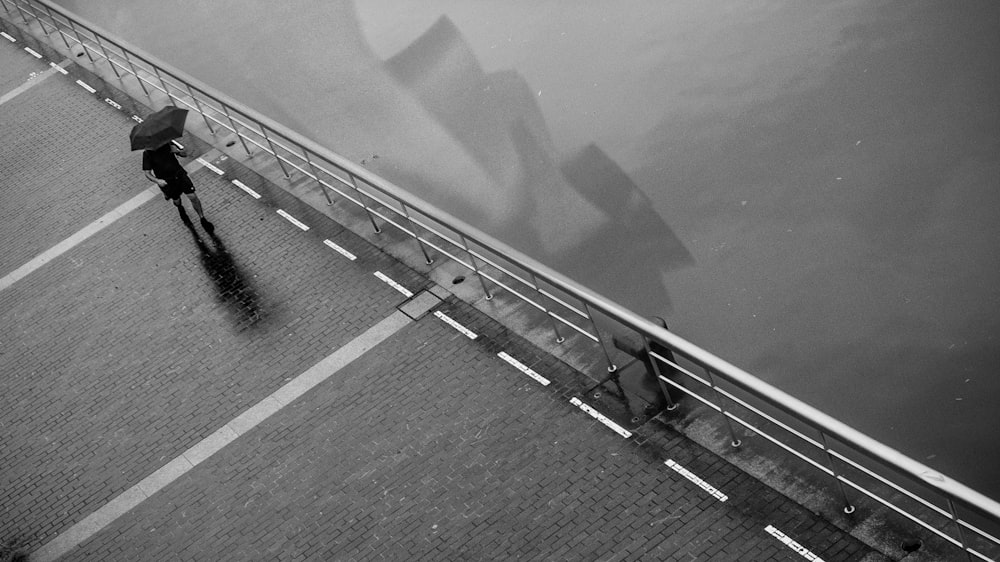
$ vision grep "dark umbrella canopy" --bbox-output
[129,106,188,151]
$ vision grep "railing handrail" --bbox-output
[11,0,1000,540]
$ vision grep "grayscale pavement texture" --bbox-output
[0,18,902,562]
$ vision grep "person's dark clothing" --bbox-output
[143,144,194,200]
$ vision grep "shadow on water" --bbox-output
[179,210,266,332]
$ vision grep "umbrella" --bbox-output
[129,106,188,151]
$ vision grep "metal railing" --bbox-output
[3,0,999,559]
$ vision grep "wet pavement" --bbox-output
[0,14,924,562]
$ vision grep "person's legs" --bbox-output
[185,193,205,219]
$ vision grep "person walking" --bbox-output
[142,142,213,232]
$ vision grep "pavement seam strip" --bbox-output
[323,239,357,261]
[433,310,477,339]
[765,525,826,562]
[374,271,413,298]
[569,397,632,438]
[30,310,414,562]
[664,459,728,502]
[497,351,550,386]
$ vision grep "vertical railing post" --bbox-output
[947,499,975,562]
[260,125,290,178]
[45,6,70,50]
[151,66,173,104]
[347,173,381,234]
[642,335,677,410]
[460,234,493,300]
[819,433,855,514]
[583,302,617,372]
[184,83,215,135]
[704,367,741,447]
[41,5,70,49]
[28,2,51,36]
[401,203,433,265]
[304,152,335,206]
[92,33,121,78]
[66,19,94,62]
[16,0,29,25]
[220,103,253,156]
[531,273,565,344]
[122,50,150,97]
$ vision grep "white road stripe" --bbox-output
[569,397,632,438]
[323,239,356,261]
[104,98,121,110]
[0,188,158,292]
[1,31,16,42]
[231,179,261,199]
[497,351,550,386]
[764,525,825,561]
[49,62,68,75]
[75,79,96,93]
[664,459,728,502]
[23,46,42,58]
[433,310,477,339]
[276,209,309,231]
[374,271,413,298]
[197,158,224,175]
[30,311,413,562]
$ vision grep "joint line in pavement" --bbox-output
[30,310,414,562]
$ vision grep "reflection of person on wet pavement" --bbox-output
[142,143,214,233]
[182,225,264,331]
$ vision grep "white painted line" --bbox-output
[433,310,477,339]
[49,62,68,75]
[103,98,121,110]
[75,79,96,93]
[23,46,42,59]
[231,179,260,199]
[323,239,356,261]
[569,397,632,438]
[374,271,414,298]
[0,187,158,293]
[276,209,309,231]
[30,311,413,562]
[197,158,224,175]
[664,459,728,502]
[497,351,550,386]
[1,31,15,42]
[131,114,143,123]
[764,525,825,562]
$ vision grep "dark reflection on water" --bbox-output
[54,0,1000,498]
[181,214,265,332]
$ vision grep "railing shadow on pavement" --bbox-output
[2,0,998,559]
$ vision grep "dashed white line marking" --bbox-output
[323,239,356,261]
[765,525,825,561]
[23,47,42,59]
[1,31,15,42]
[75,79,96,93]
[433,310,477,339]
[231,179,261,199]
[131,114,143,123]
[569,398,632,438]
[49,62,68,75]
[497,351,550,386]
[276,209,309,231]
[664,459,728,502]
[197,158,224,175]
[374,271,414,298]
[104,98,121,110]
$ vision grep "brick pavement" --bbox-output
[0,16,899,562]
